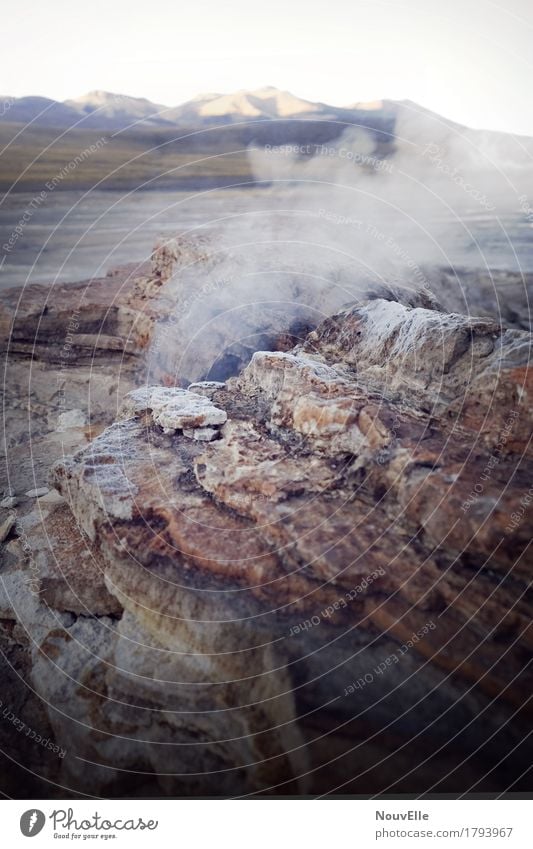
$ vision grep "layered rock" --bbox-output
[37,297,533,795]
[1,227,532,796]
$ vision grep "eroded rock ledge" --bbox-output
[28,296,532,796]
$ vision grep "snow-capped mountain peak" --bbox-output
[169,87,326,121]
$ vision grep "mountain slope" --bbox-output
[0,95,81,127]
[64,90,172,127]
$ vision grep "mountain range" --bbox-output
[0,86,406,130]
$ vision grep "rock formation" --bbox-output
[1,237,532,797]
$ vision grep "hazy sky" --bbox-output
[4,0,533,134]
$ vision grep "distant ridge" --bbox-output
[0,86,403,130]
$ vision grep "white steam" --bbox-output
[148,103,533,383]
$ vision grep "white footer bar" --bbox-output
[4,799,530,847]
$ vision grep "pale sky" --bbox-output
[3,0,533,134]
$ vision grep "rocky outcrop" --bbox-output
[1,228,532,797]
[34,296,532,795]
[0,261,158,363]
[150,234,213,284]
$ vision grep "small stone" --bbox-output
[0,496,18,509]
[0,515,16,542]
[183,426,220,442]
[37,489,65,507]
[150,387,227,431]
[121,386,227,432]
[25,487,50,498]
